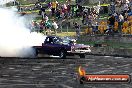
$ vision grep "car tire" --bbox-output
[59,50,66,59]
[80,54,85,58]
[34,49,38,57]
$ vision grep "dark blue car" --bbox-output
[33,36,91,58]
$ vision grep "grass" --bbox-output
[22,10,39,14]
[23,8,51,13]
[56,32,76,37]
[84,2,110,7]
[99,14,108,20]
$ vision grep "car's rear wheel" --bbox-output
[34,49,38,57]
[59,50,66,59]
[79,54,85,58]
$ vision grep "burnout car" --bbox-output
[33,36,91,58]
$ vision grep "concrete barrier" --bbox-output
[90,47,132,57]
[78,36,132,57]
[79,35,132,43]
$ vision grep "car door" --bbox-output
[52,37,63,55]
[42,37,55,55]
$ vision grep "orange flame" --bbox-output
[78,66,86,76]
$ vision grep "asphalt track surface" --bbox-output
[0,55,131,88]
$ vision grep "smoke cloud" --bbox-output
[0,0,14,5]
[0,7,46,57]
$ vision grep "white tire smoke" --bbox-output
[0,7,46,57]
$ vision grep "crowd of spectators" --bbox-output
[30,0,101,36]
[30,0,78,35]
[28,0,132,36]
[85,0,132,35]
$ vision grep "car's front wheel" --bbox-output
[59,50,66,59]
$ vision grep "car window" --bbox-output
[54,37,62,44]
[62,37,71,44]
[45,37,53,44]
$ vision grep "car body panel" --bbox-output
[33,36,91,57]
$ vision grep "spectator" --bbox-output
[74,22,80,37]
[118,14,124,32]
[52,21,58,34]
[41,6,46,19]
[114,20,119,33]
[44,15,49,22]
[96,4,101,14]
[51,0,57,16]
[47,2,51,8]
[63,4,68,17]
[124,12,128,20]
[45,21,52,35]
[31,20,39,32]
[39,20,44,33]
[119,14,124,22]
[108,15,115,33]
[113,12,118,19]
[67,4,71,17]
[82,14,87,25]
[45,26,51,35]
[123,3,129,12]
[56,9,61,19]
[126,0,130,4]
[110,2,115,14]
[35,2,42,9]
[127,7,131,13]
[92,21,98,34]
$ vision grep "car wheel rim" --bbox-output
[60,51,64,58]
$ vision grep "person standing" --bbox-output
[41,6,45,20]
[123,2,129,13]
[118,14,124,33]
[39,20,44,33]
[51,0,57,16]
[52,20,58,35]
[108,15,115,34]
[74,22,80,37]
